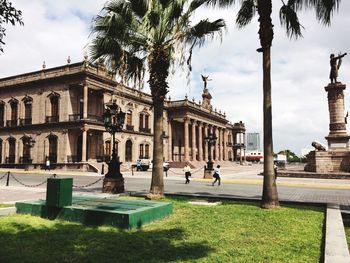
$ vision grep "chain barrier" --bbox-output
[9,173,52,188]
[0,172,8,181]
[72,176,105,188]
[167,166,204,175]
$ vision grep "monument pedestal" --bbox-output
[102,177,124,194]
[305,149,350,173]
[204,169,214,179]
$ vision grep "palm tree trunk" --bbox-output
[148,45,170,198]
[257,0,279,208]
[149,99,165,196]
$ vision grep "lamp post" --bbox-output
[102,101,126,193]
[203,132,217,178]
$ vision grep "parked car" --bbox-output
[149,160,170,171]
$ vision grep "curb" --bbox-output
[325,204,350,263]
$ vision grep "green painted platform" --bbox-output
[15,196,173,229]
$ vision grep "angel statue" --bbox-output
[330,52,347,84]
[201,74,212,89]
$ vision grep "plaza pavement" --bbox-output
[1,163,349,261]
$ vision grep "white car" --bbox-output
[149,160,170,171]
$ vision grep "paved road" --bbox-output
[0,170,349,206]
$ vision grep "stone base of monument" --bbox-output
[204,169,214,179]
[16,177,172,229]
[304,149,350,173]
[16,196,173,229]
[102,177,124,194]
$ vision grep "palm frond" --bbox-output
[129,0,148,18]
[236,0,256,28]
[279,4,303,38]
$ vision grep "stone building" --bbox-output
[0,59,244,171]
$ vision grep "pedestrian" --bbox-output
[136,159,142,171]
[183,163,191,184]
[45,157,50,171]
[212,165,221,186]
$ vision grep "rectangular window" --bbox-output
[139,144,144,158]
[139,114,144,129]
[145,115,149,129]
[145,144,149,158]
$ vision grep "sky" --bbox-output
[1,0,350,156]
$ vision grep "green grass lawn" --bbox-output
[0,203,14,208]
[0,197,324,263]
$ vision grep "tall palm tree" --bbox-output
[90,0,225,197]
[198,0,341,208]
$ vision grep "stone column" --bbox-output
[223,129,227,161]
[83,84,88,119]
[325,83,350,148]
[215,127,219,161]
[204,124,208,161]
[184,117,189,162]
[218,128,222,161]
[191,120,196,161]
[82,128,87,162]
[168,119,173,161]
[198,122,203,161]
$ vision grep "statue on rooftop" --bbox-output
[201,74,211,89]
[330,52,347,84]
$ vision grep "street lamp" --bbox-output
[204,132,217,170]
[102,100,126,193]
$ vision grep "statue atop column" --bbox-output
[330,52,347,84]
[201,74,212,110]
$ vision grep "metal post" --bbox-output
[101,164,104,174]
[6,171,10,186]
[165,169,168,177]
[131,165,134,176]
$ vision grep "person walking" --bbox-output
[136,159,142,171]
[212,165,221,186]
[45,157,51,171]
[183,163,191,184]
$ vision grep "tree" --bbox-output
[0,0,23,53]
[90,0,225,198]
[199,0,341,208]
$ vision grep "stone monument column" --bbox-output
[325,83,350,149]
[198,122,203,161]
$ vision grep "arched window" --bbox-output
[145,144,150,159]
[126,109,133,131]
[139,144,144,159]
[22,96,33,125]
[125,140,132,162]
[0,101,4,127]
[8,137,16,164]
[8,99,18,127]
[48,135,58,163]
[47,92,60,123]
[21,136,33,163]
[139,113,150,133]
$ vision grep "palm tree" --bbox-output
[198,0,341,208]
[90,0,225,198]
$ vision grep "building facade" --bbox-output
[0,59,244,170]
[246,132,260,151]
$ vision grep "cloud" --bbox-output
[1,0,350,156]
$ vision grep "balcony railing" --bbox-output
[87,114,103,123]
[19,118,32,126]
[69,114,82,122]
[20,155,33,164]
[139,127,151,133]
[126,125,134,131]
[6,120,18,127]
[227,142,233,147]
[96,155,111,162]
[45,116,59,123]
[5,155,15,164]
[0,120,4,128]
[47,154,57,163]
[67,155,79,163]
